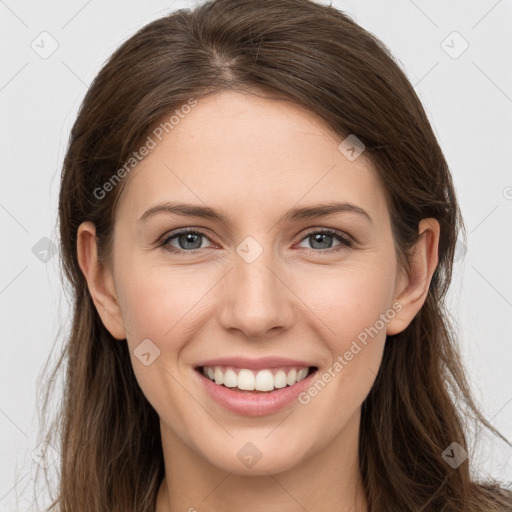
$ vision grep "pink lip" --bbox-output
[193,366,318,416]
[194,356,315,370]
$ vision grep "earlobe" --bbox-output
[76,221,127,340]
[386,218,440,336]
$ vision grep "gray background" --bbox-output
[1,0,511,509]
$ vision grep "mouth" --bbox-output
[194,365,319,393]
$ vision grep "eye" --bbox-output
[160,229,214,253]
[159,227,353,255]
[296,228,353,252]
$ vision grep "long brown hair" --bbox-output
[37,0,511,510]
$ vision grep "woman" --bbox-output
[39,0,512,510]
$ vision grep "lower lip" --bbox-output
[194,367,318,416]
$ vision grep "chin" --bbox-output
[199,438,312,476]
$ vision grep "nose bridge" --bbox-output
[218,235,293,337]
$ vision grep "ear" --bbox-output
[386,218,440,336]
[76,221,127,340]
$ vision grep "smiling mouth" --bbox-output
[195,365,318,393]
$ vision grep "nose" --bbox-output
[218,246,295,339]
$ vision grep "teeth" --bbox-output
[214,367,224,385]
[201,365,312,391]
[238,369,255,390]
[297,368,308,381]
[255,369,274,391]
[274,370,288,389]
[286,368,297,386]
[223,368,237,388]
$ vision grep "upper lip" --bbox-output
[195,356,317,371]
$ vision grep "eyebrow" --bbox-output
[138,200,373,225]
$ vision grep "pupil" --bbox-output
[311,233,332,249]
[180,233,201,249]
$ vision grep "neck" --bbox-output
[155,409,368,512]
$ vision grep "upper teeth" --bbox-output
[202,366,310,391]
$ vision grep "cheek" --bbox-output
[293,257,395,406]
[294,269,394,439]
[113,261,209,413]
[116,255,211,343]
[294,256,396,346]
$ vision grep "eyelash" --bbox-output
[158,227,354,255]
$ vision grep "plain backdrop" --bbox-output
[1,0,511,510]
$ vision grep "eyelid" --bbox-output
[298,226,353,243]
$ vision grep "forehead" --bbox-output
[115,90,388,226]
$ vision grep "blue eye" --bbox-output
[159,228,353,255]
[161,229,212,252]
[297,228,353,251]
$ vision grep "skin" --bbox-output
[77,90,440,512]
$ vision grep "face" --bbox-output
[87,90,418,475]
